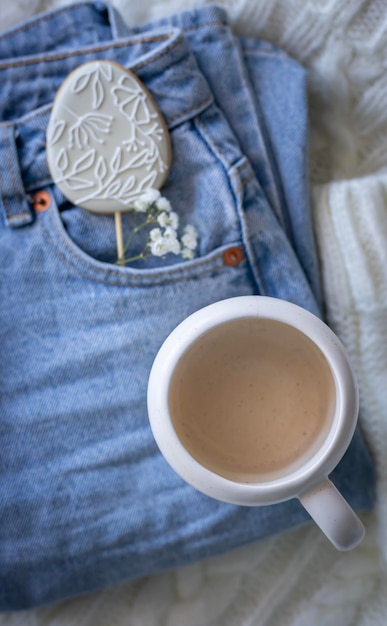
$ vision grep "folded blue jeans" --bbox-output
[0,1,374,611]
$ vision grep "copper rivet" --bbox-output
[223,246,244,267]
[32,190,51,213]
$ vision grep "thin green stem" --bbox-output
[120,251,146,265]
[115,203,164,265]
[122,213,156,254]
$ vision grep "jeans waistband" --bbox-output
[0,2,216,227]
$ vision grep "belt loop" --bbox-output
[0,124,34,228]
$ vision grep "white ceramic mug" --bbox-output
[147,296,365,550]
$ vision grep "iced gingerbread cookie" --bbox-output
[46,60,171,214]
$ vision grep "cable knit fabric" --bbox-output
[1,0,386,624]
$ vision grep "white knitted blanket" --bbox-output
[2,1,387,624]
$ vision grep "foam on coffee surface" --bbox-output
[169,318,336,482]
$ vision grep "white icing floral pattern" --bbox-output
[46,60,171,214]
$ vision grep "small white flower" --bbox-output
[132,198,149,213]
[119,193,199,265]
[149,227,162,241]
[162,226,181,254]
[157,212,169,227]
[156,196,172,212]
[181,247,194,260]
[139,188,161,204]
[150,238,169,257]
[181,224,198,250]
[157,211,179,229]
[163,225,177,239]
[166,237,181,255]
[149,228,167,256]
[169,211,179,229]
[149,227,180,256]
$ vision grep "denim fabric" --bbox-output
[0,1,374,611]
[240,36,320,307]
[135,6,321,304]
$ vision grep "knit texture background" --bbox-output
[1,0,386,624]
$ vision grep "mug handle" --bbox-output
[299,479,365,550]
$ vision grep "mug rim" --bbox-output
[147,296,359,506]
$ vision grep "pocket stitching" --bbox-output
[40,108,249,287]
[40,209,245,287]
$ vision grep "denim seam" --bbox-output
[26,177,54,193]
[237,176,269,297]
[193,115,266,294]
[194,116,255,191]
[0,34,182,71]
[225,161,269,296]
[0,128,28,223]
[233,40,285,227]
[167,94,213,127]
[129,34,185,71]
[194,115,235,178]
[40,214,244,287]
[226,159,254,195]
[0,131,11,220]
[236,169,256,192]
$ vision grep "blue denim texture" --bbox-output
[0,1,374,611]
[135,7,321,304]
